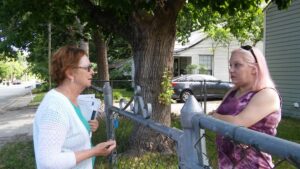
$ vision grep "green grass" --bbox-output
[112,88,133,101]
[28,92,46,106]
[0,141,35,169]
[277,116,300,143]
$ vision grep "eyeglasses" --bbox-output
[241,45,258,63]
[75,65,93,72]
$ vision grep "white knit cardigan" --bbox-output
[33,89,92,169]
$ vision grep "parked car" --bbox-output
[12,80,21,85]
[172,74,234,102]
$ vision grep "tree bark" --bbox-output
[93,30,110,85]
[129,10,177,153]
[75,16,90,55]
[79,41,89,55]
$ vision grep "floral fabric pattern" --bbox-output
[216,89,281,169]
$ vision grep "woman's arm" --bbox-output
[36,112,76,169]
[36,110,116,168]
[212,88,280,127]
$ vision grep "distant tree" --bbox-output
[0,60,10,80]
[0,56,26,81]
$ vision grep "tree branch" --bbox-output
[77,0,132,41]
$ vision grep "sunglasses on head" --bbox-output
[241,45,258,63]
[75,65,93,72]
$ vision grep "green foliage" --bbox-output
[31,83,49,94]
[198,64,208,74]
[113,88,133,102]
[207,26,234,46]
[0,60,9,79]
[177,1,266,45]
[158,69,174,105]
[185,64,208,74]
[109,60,132,80]
[107,36,132,62]
[185,64,198,74]
[0,55,27,81]
[28,92,46,106]
[113,92,123,101]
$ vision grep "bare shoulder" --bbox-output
[251,88,280,107]
[255,88,279,99]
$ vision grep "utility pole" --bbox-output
[48,22,52,89]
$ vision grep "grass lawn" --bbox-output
[1,90,299,168]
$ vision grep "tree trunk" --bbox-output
[79,41,89,55]
[75,16,89,55]
[77,0,184,153]
[129,13,177,153]
[93,30,110,86]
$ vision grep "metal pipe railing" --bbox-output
[90,81,300,168]
[110,106,183,141]
[183,95,300,167]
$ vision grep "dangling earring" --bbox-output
[70,78,74,83]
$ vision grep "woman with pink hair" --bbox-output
[210,46,281,168]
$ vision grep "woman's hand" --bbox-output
[75,140,117,163]
[88,119,99,132]
[92,140,116,156]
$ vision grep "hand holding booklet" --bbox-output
[77,94,101,121]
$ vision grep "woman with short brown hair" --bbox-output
[33,45,116,169]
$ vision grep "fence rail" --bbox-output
[90,82,300,168]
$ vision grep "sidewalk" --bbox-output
[0,94,37,147]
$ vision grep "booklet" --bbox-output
[77,94,101,121]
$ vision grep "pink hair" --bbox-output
[231,47,275,91]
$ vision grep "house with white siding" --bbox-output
[173,31,263,82]
[264,0,300,118]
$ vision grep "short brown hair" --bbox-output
[51,45,86,85]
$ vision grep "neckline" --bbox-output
[70,102,80,109]
[54,88,79,106]
[233,89,253,99]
